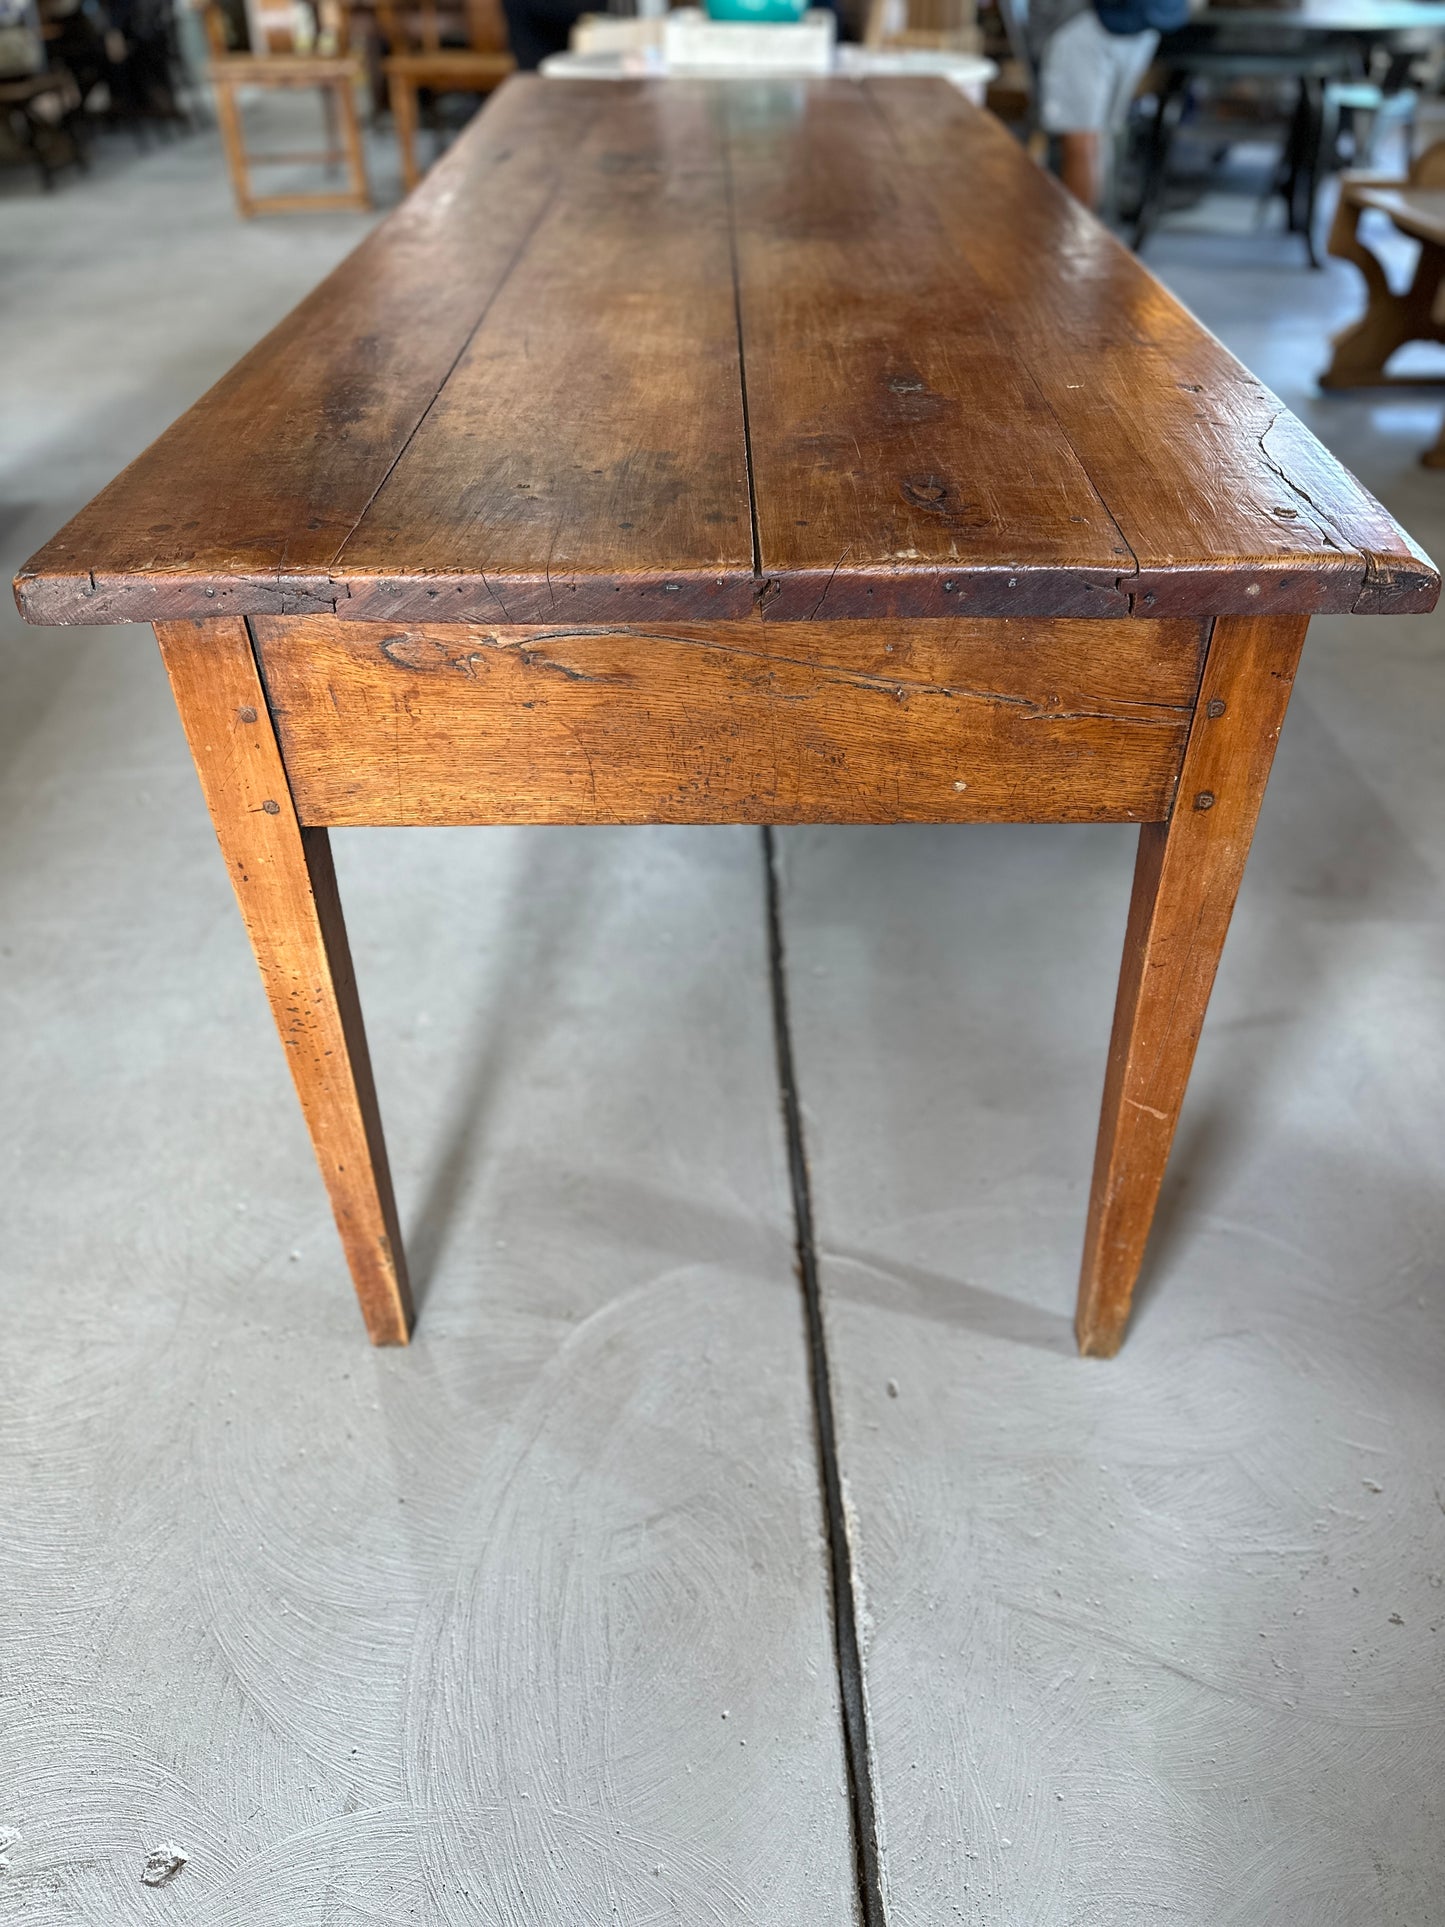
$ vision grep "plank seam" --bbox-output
[722,95,765,587]
[327,97,604,574]
[858,80,1146,607]
[762,826,888,1927]
[244,614,309,821]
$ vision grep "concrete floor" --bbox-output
[2,106,1443,1925]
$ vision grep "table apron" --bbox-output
[248,612,1209,828]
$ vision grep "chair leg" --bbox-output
[1133,76,1185,251]
[391,72,421,192]
[335,72,371,206]
[320,77,339,170]
[1299,78,1340,268]
[212,77,255,217]
[1074,613,1309,1357]
[10,99,59,190]
[153,617,413,1345]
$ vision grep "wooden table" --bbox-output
[1142,0,1445,261]
[13,76,1437,1355]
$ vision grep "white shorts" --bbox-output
[1038,9,1158,136]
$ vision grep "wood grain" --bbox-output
[154,617,413,1344]
[335,84,755,622]
[251,613,1206,826]
[862,79,1439,619]
[16,79,616,627]
[15,79,1436,628]
[1074,611,1309,1357]
[723,84,1136,621]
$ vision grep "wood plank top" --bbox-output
[15,75,1437,627]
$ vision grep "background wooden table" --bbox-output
[1140,0,1445,261]
[14,74,1437,1355]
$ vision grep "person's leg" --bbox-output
[1038,11,1112,211]
[1041,14,1157,212]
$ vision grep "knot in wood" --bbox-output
[903,478,947,507]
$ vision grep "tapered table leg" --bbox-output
[154,618,413,1345]
[1075,613,1309,1357]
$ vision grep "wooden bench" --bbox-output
[13,77,1437,1354]
[1323,137,1445,462]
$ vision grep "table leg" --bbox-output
[391,72,421,193]
[1303,79,1343,271]
[1132,71,1187,253]
[1277,77,1326,267]
[1074,613,1308,1358]
[153,618,413,1345]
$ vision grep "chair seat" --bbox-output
[208,52,364,81]
[383,48,513,81]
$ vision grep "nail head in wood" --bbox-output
[1193,790,1216,811]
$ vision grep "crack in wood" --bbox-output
[366,622,1193,721]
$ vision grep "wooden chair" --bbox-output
[376,0,512,194]
[0,69,86,188]
[205,0,371,218]
[1321,137,1445,413]
[863,0,981,54]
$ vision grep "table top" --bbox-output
[15,76,1437,627]
[1193,0,1445,33]
[539,45,996,86]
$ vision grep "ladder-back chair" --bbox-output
[376,0,512,193]
[205,0,371,216]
